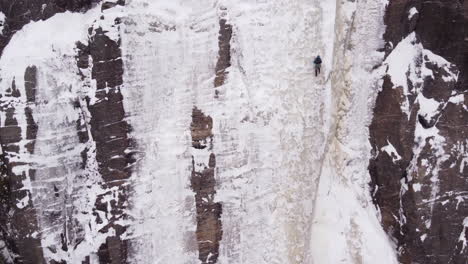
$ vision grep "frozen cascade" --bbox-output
[121,0,398,263]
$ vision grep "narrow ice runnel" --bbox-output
[310,0,399,263]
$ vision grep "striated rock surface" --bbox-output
[0,1,129,263]
[0,65,43,263]
[77,5,133,262]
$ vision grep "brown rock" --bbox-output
[190,108,223,264]
[370,1,468,263]
[213,16,232,95]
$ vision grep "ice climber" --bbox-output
[313,55,322,77]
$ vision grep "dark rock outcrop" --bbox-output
[190,107,223,264]
[370,1,468,263]
[213,8,232,98]
[76,5,133,262]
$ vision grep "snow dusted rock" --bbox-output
[0,3,102,261]
[0,1,130,263]
[75,2,133,262]
[369,1,468,263]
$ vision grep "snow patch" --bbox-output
[422,48,458,82]
[408,8,418,20]
[384,33,419,115]
[459,217,468,251]
[449,94,465,105]
[417,94,440,121]
[383,33,458,116]
[420,233,427,242]
[15,195,30,209]
[381,140,402,163]
[413,183,422,192]
[0,12,5,34]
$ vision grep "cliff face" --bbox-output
[0,0,466,263]
[369,0,468,263]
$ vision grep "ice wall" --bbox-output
[310,0,399,263]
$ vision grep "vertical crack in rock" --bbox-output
[24,66,37,104]
[24,66,38,155]
[213,9,232,98]
[370,1,468,263]
[75,5,134,262]
[0,66,43,263]
[75,44,91,175]
[190,107,222,264]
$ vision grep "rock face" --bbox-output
[369,1,468,263]
[0,1,132,263]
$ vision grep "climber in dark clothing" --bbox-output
[313,55,322,77]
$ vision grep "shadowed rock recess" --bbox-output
[369,1,468,263]
[190,107,223,264]
[213,14,232,98]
